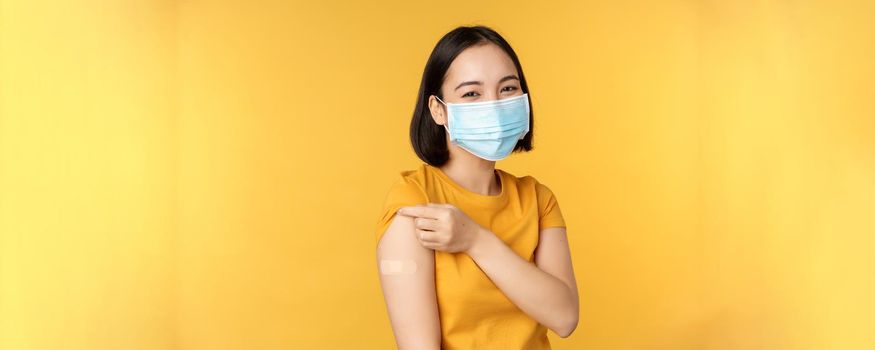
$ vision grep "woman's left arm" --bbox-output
[466,225,579,338]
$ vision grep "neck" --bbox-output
[439,151,501,196]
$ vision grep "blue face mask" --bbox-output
[435,93,531,161]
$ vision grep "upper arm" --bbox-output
[376,212,441,349]
[532,180,574,291]
[534,226,579,336]
[534,227,578,299]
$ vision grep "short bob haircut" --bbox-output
[410,26,534,166]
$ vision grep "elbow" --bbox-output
[555,320,578,338]
[553,309,579,338]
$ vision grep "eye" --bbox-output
[462,91,480,98]
[501,86,519,93]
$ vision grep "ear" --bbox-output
[428,95,447,126]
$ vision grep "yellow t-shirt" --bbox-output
[375,163,566,350]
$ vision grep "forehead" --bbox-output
[444,43,518,86]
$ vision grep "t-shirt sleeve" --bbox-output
[535,181,566,231]
[374,177,429,245]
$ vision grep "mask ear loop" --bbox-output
[432,95,452,138]
[433,95,446,106]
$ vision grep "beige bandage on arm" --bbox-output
[380,259,418,275]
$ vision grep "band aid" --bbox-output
[380,259,418,275]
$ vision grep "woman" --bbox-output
[375,26,579,350]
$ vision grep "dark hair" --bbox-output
[410,25,534,166]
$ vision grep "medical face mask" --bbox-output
[434,93,531,161]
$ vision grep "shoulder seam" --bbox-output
[396,171,429,203]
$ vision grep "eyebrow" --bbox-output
[454,74,520,91]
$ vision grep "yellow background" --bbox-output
[1,0,873,349]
